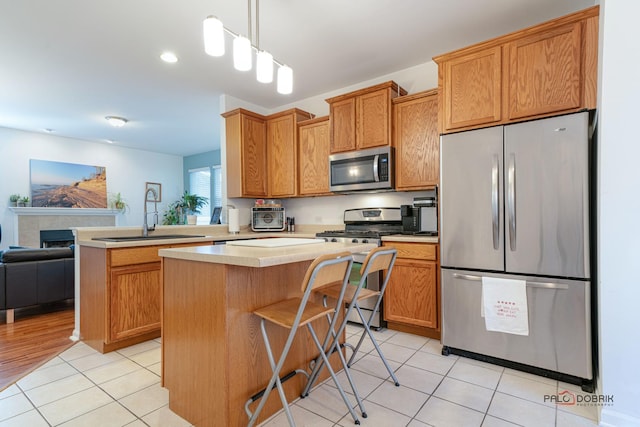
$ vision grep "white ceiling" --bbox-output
[0,0,595,157]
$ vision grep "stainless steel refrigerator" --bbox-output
[440,111,594,390]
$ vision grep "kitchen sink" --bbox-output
[92,234,206,242]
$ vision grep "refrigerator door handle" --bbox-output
[507,153,516,251]
[527,281,569,290]
[491,155,499,250]
[451,273,569,290]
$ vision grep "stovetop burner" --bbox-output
[316,207,403,243]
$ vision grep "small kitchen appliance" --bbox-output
[401,192,438,235]
[316,207,403,328]
[251,206,286,231]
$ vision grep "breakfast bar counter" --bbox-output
[159,240,375,427]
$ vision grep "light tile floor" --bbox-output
[0,325,600,427]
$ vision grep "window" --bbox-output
[189,167,211,219]
[188,165,222,224]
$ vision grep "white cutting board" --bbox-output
[225,238,325,248]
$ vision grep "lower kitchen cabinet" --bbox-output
[382,241,440,339]
[80,241,211,353]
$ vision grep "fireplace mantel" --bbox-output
[9,207,120,216]
[9,207,120,247]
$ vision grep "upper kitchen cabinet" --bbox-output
[434,6,599,133]
[266,108,314,198]
[393,89,440,190]
[223,109,268,198]
[327,81,407,153]
[223,107,313,198]
[298,116,332,196]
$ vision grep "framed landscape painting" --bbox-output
[30,159,108,208]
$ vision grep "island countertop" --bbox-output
[158,240,376,268]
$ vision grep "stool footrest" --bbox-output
[245,369,310,420]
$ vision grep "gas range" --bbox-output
[316,207,403,245]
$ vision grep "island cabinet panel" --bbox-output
[162,258,343,427]
[266,108,314,198]
[298,116,331,196]
[223,109,268,198]
[393,90,440,191]
[327,81,407,154]
[80,241,211,353]
[434,5,599,133]
[383,242,440,338]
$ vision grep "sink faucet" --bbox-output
[143,188,158,237]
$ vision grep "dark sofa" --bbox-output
[0,247,75,323]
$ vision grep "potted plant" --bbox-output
[162,200,183,225]
[108,192,128,213]
[20,196,30,207]
[181,191,208,225]
[9,194,20,207]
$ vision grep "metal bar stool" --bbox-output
[246,252,364,427]
[305,246,400,392]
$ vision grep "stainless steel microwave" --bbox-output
[329,146,394,192]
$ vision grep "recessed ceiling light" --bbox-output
[105,139,115,144]
[44,128,55,133]
[105,116,128,127]
[160,51,178,63]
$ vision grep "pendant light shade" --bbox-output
[277,65,293,95]
[203,16,225,57]
[256,50,273,83]
[233,36,252,71]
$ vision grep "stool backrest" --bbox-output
[300,251,353,293]
[360,246,398,292]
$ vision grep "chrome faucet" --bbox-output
[143,188,158,237]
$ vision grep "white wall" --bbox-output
[0,128,183,249]
[598,1,640,425]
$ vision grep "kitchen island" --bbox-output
[159,240,375,427]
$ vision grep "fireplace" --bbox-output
[40,229,75,248]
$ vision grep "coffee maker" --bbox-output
[401,191,438,235]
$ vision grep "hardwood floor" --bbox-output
[0,300,76,392]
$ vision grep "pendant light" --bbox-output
[202,0,293,93]
[233,36,252,71]
[256,50,273,83]
[277,65,293,95]
[203,16,225,57]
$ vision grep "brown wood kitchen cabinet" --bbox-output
[326,81,407,153]
[434,6,598,133]
[223,107,313,198]
[223,108,268,198]
[80,241,211,353]
[383,241,440,339]
[298,116,332,196]
[267,108,314,198]
[393,89,440,190]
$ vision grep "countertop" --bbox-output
[158,241,377,268]
[75,225,438,249]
